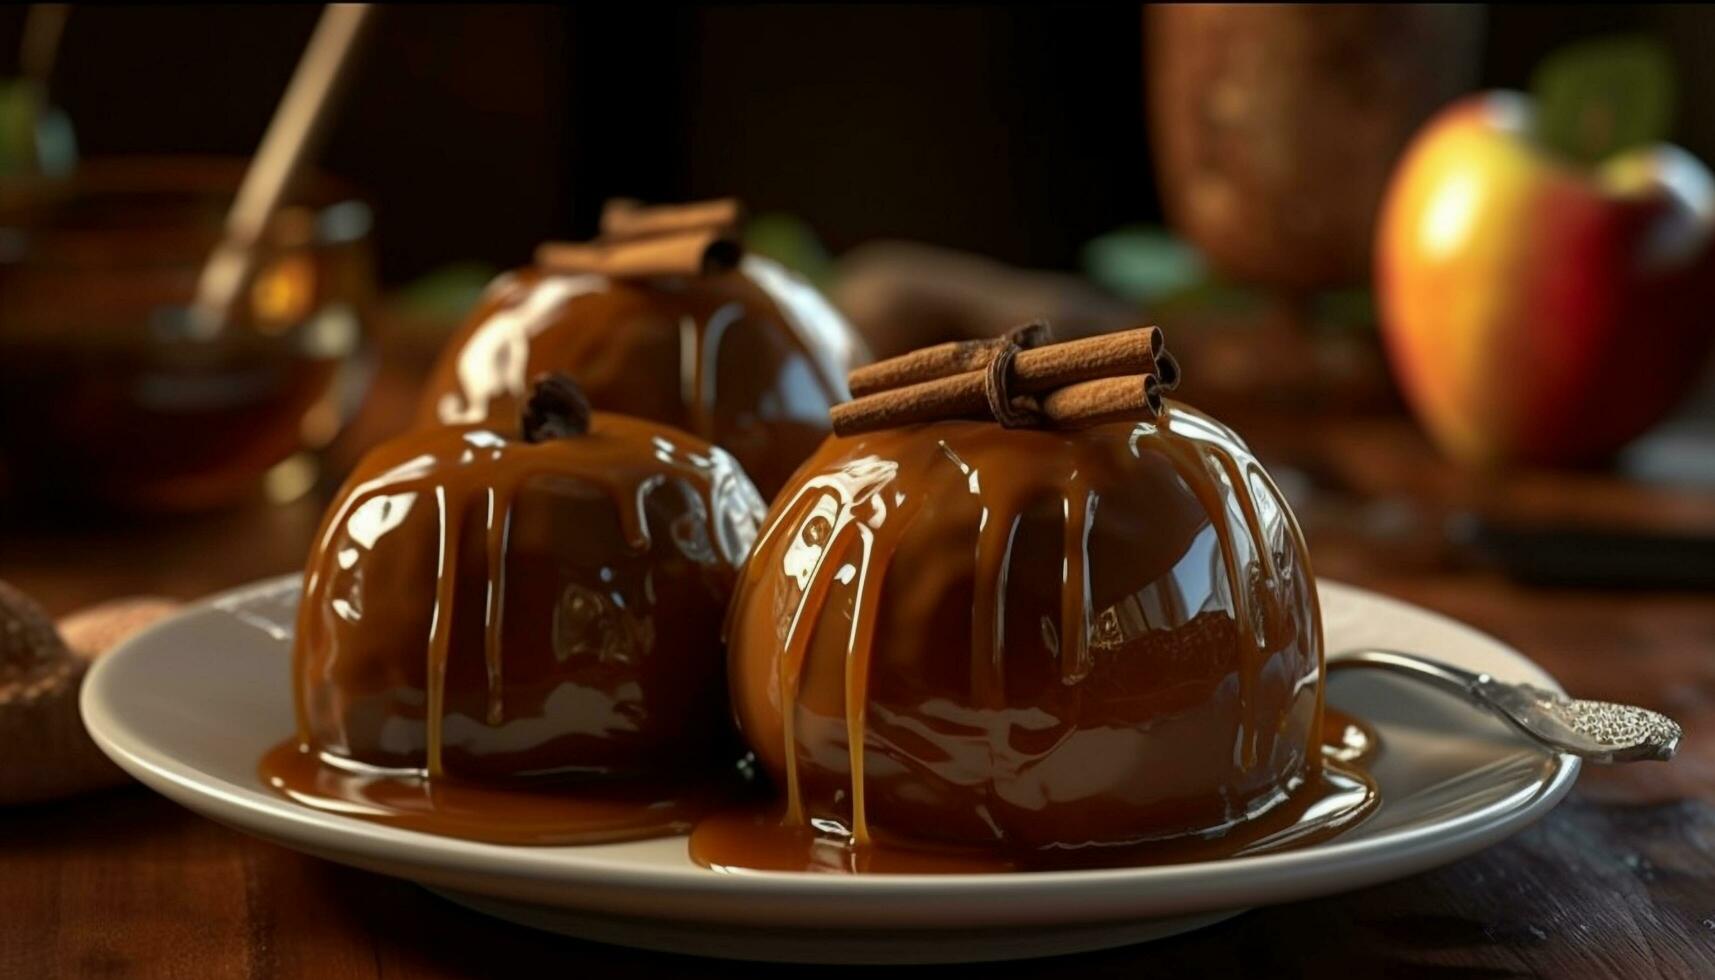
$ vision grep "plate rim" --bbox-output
[81,574,1580,928]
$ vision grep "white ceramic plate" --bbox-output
[82,575,1577,964]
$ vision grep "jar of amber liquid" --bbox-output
[0,157,377,511]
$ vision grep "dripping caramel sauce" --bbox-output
[707,403,1376,871]
[258,707,1377,863]
[260,738,750,846]
[267,413,761,844]
[256,708,1379,861]
[744,406,1334,860]
[689,708,1379,874]
[291,420,702,775]
[265,405,1383,868]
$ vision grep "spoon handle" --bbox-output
[190,3,374,337]
[1328,648,1681,764]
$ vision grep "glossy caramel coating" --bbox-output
[724,404,1324,856]
[290,414,764,786]
[417,256,866,499]
[691,709,1374,872]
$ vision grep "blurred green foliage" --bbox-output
[1082,225,1375,330]
[0,80,76,177]
[1533,35,1675,166]
[1081,226,1206,307]
[743,212,834,288]
[395,262,498,324]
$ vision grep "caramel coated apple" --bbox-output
[293,389,765,783]
[725,406,1323,855]
[417,255,865,498]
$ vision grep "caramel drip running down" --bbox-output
[1060,487,1096,684]
[718,399,1341,868]
[970,506,1020,710]
[691,708,1377,873]
[771,494,851,826]
[340,454,667,781]
[1169,408,1301,773]
[843,525,892,847]
[1250,457,1327,775]
[749,461,912,844]
[289,474,440,741]
[424,485,459,777]
[481,482,513,727]
[431,461,666,778]
[1220,458,1277,766]
[1137,417,1274,772]
[277,405,761,844]
[1149,431,1262,770]
[298,453,651,782]
[682,305,741,446]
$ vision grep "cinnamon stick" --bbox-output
[1040,375,1162,427]
[831,370,994,433]
[845,336,1011,396]
[1010,325,1163,392]
[833,327,1165,432]
[831,370,1164,434]
[848,325,1162,397]
[600,197,742,240]
[536,229,741,279]
[846,321,1048,395]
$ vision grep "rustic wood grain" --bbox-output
[3,402,1711,978]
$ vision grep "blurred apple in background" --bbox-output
[1377,37,1715,467]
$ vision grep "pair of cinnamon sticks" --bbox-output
[830,325,1181,435]
[536,198,744,279]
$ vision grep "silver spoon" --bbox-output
[1327,649,1682,764]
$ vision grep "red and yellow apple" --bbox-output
[1376,92,1715,466]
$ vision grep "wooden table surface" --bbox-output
[3,405,1712,978]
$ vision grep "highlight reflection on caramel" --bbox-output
[416,256,867,498]
[264,414,766,843]
[715,403,1367,869]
